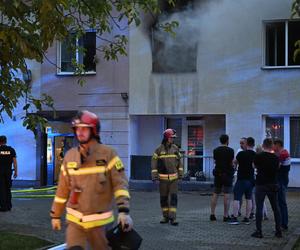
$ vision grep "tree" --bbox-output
[292,0,300,62]
[0,0,178,133]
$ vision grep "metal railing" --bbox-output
[181,155,214,182]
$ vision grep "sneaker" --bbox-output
[160,217,169,224]
[210,214,217,221]
[275,231,282,238]
[241,217,251,225]
[249,213,255,220]
[223,216,231,222]
[228,217,239,225]
[251,230,263,238]
[170,219,179,226]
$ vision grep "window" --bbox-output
[264,20,300,67]
[264,115,300,159]
[290,117,300,158]
[58,31,96,74]
[265,116,284,142]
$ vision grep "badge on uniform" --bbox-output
[96,160,106,166]
[115,159,124,171]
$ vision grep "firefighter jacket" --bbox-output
[151,143,183,181]
[50,140,130,229]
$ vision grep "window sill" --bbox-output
[261,66,300,70]
[291,158,300,163]
[56,71,96,76]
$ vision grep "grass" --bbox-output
[294,235,300,250]
[0,232,53,250]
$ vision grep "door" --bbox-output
[182,120,204,177]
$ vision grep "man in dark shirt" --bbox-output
[251,138,281,238]
[0,135,18,211]
[229,137,256,225]
[210,134,234,222]
[273,139,290,230]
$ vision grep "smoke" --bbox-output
[152,1,206,73]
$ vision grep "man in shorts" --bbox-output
[210,134,234,222]
[229,137,256,225]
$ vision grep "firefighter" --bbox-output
[50,110,133,250]
[151,129,183,226]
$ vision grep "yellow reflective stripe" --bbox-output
[68,167,106,176]
[178,168,183,171]
[162,208,169,212]
[107,156,122,171]
[67,162,78,169]
[114,190,130,199]
[169,208,177,212]
[60,165,67,176]
[151,169,158,173]
[159,173,178,181]
[152,153,158,160]
[158,154,177,159]
[66,213,114,229]
[54,196,67,204]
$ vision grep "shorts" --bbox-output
[214,175,233,194]
[233,179,254,200]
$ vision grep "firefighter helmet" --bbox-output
[163,128,177,139]
[72,110,100,136]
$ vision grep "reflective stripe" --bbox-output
[66,207,114,222]
[178,168,183,171]
[151,169,158,173]
[162,207,169,212]
[67,162,78,169]
[159,173,178,181]
[152,153,158,160]
[107,156,123,171]
[54,196,67,204]
[114,189,130,199]
[169,208,177,212]
[68,167,106,176]
[60,165,67,176]
[158,154,177,159]
[66,214,114,229]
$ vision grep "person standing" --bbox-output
[51,111,133,249]
[0,135,17,212]
[273,139,291,230]
[210,134,234,222]
[251,138,282,238]
[151,129,183,226]
[229,137,256,225]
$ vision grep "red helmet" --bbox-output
[72,110,100,136]
[163,128,177,139]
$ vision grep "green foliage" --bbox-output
[0,0,178,134]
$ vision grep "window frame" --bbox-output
[263,115,300,161]
[56,30,97,75]
[262,19,300,69]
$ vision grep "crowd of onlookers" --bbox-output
[210,134,290,238]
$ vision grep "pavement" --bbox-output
[0,190,299,250]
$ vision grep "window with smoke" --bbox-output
[151,0,197,73]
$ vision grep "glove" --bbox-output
[117,213,133,232]
[51,218,61,231]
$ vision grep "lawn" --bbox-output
[0,232,53,250]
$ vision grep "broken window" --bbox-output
[58,31,96,74]
[264,20,300,67]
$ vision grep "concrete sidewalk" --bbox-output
[0,191,299,249]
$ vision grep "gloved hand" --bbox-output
[118,213,133,232]
[51,218,61,231]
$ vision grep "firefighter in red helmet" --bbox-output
[151,128,183,226]
[51,110,133,250]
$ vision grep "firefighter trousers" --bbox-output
[159,179,178,220]
[66,222,111,250]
